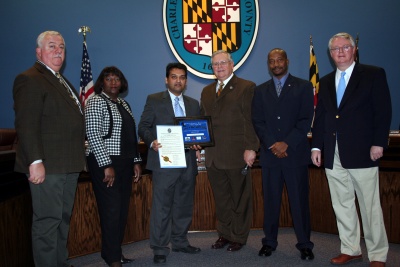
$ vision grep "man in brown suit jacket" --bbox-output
[13,31,85,267]
[200,50,259,252]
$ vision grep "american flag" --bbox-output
[79,42,94,107]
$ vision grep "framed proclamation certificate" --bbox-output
[156,125,187,168]
[174,116,215,147]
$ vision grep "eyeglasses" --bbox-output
[212,60,230,67]
[330,45,353,53]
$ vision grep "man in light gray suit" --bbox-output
[13,30,85,267]
[138,63,201,264]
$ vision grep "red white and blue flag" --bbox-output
[79,42,94,107]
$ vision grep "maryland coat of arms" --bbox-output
[163,0,259,79]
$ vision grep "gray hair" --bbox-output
[36,31,64,48]
[328,32,355,49]
[211,50,234,64]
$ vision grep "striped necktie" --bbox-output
[276,80,282,97]
[174,96,184,117]
[55,72,82,113]
[217,82,224,97]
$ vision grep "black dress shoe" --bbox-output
[121,255,134,264]
[172,245,201,254]
[300,248,314,260]
[259,245,275,256]
[153,255,166,264]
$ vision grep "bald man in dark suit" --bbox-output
[13,31,85,267]
[252,48,315,260]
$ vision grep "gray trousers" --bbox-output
[29,173,79,267]
[150,168,196,256]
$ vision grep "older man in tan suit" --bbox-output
[200,50,259,252]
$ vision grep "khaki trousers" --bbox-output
[325,142,388,262]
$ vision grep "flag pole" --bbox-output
[78,26,94,108]
[356,33,359,47]
[355,33,359,63]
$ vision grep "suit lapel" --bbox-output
[208,81,218,101]
[217,74,237,100]
[279,74,294,100]
[325,71,337,109]
[162,90,175,117]
[101,92,135,121]
[183,96,193,116]
[35,63,82,115]
[266,80,279,100]
[338,64,361,109]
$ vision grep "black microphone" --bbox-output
[241,164,249,175]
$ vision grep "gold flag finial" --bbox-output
[78,26,91,43]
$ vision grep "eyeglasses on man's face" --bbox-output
[330,45,353,53]
[212,60,230,67]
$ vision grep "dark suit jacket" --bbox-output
[312,63,392,169]
[200,75,259,169]
[13,62,86,174]
[252,74,314,168]
[138,90,200,174]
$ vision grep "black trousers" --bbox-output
[87,154,134,265]
[261,165,314,250]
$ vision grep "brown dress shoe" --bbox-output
[109,261,122,267]
[370,261,385,267]
[330,254,362,265]
[227,242,243,252]
[212,236,230,249]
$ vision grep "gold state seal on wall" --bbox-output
[163,0,259,79]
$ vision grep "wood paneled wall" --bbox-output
[0,193,33,267]
[1,167,399,266]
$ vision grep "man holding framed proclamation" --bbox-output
[138,63,201,264]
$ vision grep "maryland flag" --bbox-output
[355,33,359,64]
[309,37,319,107]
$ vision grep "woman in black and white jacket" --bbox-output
[85,66,141,267]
